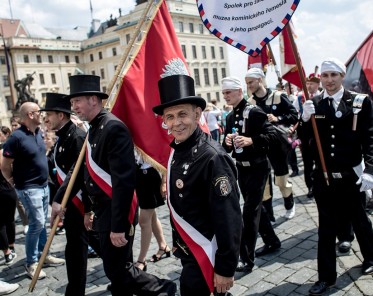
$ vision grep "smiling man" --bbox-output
[153,74,242,296]
[302,58,373,295]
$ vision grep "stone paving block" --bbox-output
[286,267,317,284]
[264,266,296,285]
[268,282,298,295]
[280,247,307,261]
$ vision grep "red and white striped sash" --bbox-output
[85,138,137,226]
[167,149,216,293]
[54,150,84,216]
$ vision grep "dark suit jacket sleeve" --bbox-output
[208,153,241,277]
[106,123,136,233]
[250,108,277,148]
[359,96,373,174]
[222,112,234,153]
[278,93,299,126]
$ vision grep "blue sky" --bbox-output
[1,0,372,88]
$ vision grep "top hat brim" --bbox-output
[65,91,109,100]
[153,96,206,115]
[39,107,73,114]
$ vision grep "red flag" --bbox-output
[344,31,373,97]
[248,45,269,72]
[279,25,304,89]
[111,1,208,170]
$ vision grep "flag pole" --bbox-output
[267,43,283,87]
[285,25,329,185]
[29,1,163,292]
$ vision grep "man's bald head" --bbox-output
[19,102,39,120]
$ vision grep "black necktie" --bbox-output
[328,97,335,115]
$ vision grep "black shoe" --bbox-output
[337,241,351,255]
[363,265,373,275]
[235,261,252,273]
[307,188,314,198]
[289,171,299,177]
[255,242,281,257]
[309,281,335,295]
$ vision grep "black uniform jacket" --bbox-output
[55,110,137,234]
[52,120,86,207]
[170,127,242,277]
[303,90,373,174]
[251,89,298,127]
[222,99,277,163]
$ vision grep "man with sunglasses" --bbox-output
[1,102,65,280]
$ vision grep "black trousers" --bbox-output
[64,204,101,296]
[99,230,175,296]
[0,187,17,250]
[237,161,270,268]
[288,148,299,173]
[313,170,373,282]
[299,135,314,189]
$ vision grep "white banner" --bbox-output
[196,0,300,56]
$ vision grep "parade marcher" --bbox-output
[301,58,373,295]
[203,103,222,142]
[221,77,280,269]
[134,150,170,271]
[1,102,65,280]
[293,73,321,198]
[153,74,242,295]
[42,92,100,296]
[246,68,298,219]
[64,74,176,296]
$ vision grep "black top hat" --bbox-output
[152,75,206,115]
[40,93,72,114]
[66,75,108,99]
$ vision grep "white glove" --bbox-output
[301,100,315,122]
[356,173,373,192]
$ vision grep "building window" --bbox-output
[207,93,211,102]
[23,55,29,63]
[192,45,197,59]
[75,56,80,63]
[48,55,53,63]
[112,47,117,56]
[91,70,96,75]
[220,47,224,59]
[0,56,5,65]
[194,69,200,86]
[39,74,45,85]
[36,55,42,63]
[221,68,226,78]
[211,46,216,59]
[199,24,204,34]
[65,55,70,63]
[215,92,220,102]
[179,22,184,33]
[126,34,130,44]
[189,23,194,33]
[202,46,206,59]
[90,54,94,62]
[51,73,56,84]
[67,73,72,77]
[204,68,210,86]
[181,45,187,58]
[213,68,219,85]
[114,65,118,71]
[2,75,9,87]
[100,68,105,79]
[98,52,103,60]
[102,86,107,93]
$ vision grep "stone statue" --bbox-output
[14,72,38,110]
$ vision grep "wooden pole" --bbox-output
[285,25,329,185]
[29,0,164,292]
[267,43,283,87]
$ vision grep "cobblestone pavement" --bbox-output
[1,151,373,295]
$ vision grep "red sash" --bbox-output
[167,149,216,293]
[54,151,84,216]
[86,139,137,226]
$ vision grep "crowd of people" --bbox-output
[0,57,372,296]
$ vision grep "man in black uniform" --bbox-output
[153,74,242,296]
[301,58,373,295]
[246,68,298,220]
[44,93,100,296]
[221,77,280,272]
[62,75,176,296]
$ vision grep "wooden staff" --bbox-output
[285,25,329,185]
[267,43,284,88]
[29,0,162,291]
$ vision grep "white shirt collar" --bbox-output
[323,87,344,103]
